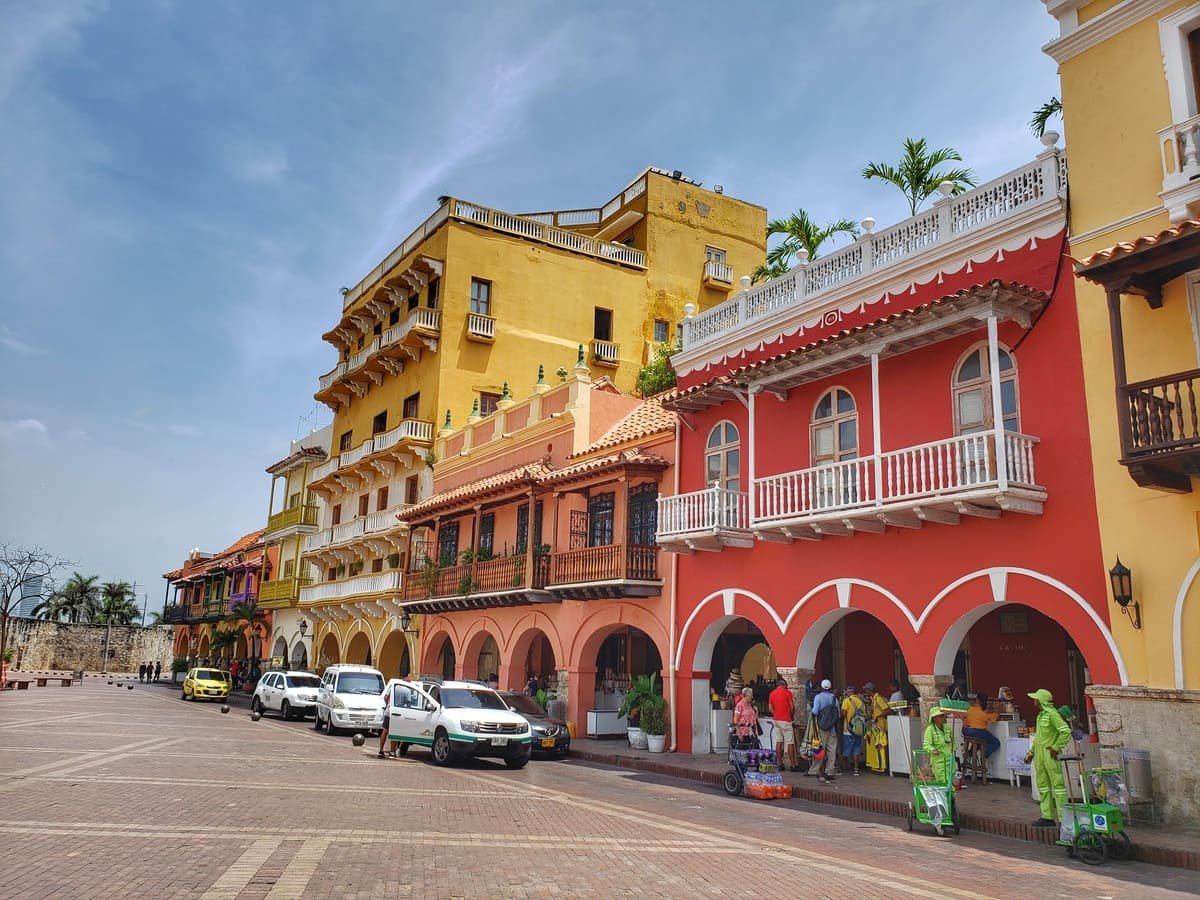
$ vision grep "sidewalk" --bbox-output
[569,736,1200,871]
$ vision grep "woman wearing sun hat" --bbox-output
[1024,688,1072,826]
[922,706,954,783]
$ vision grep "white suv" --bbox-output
[251,670,321,720]
[384,679,532,768]
[314,664,386,735]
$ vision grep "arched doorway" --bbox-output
[522,631,555,690]
[706,617,779,707]
[290,641,309,671]
[196,634,211,661]
[317,633,340,671]
[377,630,412,679]
[593,626,663,717]
[235,634,248,659]
[272,637,287,666]
[808,610,912,699]
[941,604,1091,724]
[477,635,500,684]
[439,638,456,680]
[346,631,372,665]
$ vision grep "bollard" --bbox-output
[351,733,365,747]
[220,705,230,714]
[127,685,134,690]
[250,711,261,721]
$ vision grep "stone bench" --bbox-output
[35,677,48,687]
[60,678,73,687]
[12,680,31,690]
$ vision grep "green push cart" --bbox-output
[1055,755,1132,866]
[906,750,959,836]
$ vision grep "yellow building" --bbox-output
[300,168,765,682]
[1045,0,1200,823]
[257,424,332,671]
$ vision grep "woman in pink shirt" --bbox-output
[733,686,759,745]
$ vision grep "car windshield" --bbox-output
[286,675,321,689]
[441,688,508,710]
[337,672,384,694]
[195,669,226,682]
[500,693,545,716]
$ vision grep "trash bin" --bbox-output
[547,699,566,721]
[1119,747,1152,800]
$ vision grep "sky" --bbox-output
[0,0,1063,613]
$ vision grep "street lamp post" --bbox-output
[298,618,309,671]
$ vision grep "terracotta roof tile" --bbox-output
[572,398,675,457]
[1077,219,1200,269]
[163,529,266,582]
[265,445,327,475]
[397,461,553,522]
[543,449,668,485]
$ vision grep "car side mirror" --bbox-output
[424,701,437,712]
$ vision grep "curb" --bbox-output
[569,747,1198,872]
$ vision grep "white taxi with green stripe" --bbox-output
[384,679,532,769]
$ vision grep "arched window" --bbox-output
[954,345,1019,435]
[811,388,858,466]
[705,421,740,490]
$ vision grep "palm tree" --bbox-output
[1030,97,1062,138]
[210,628,238,660]
[752,210,860,283]
[227,600,264,672]
[862,137,977,215]
[97,581,139,625]
[42,573,100,624]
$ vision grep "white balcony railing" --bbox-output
[365,505,405,534]
[753,432,1040,525]
[311,457,339,482]
[591,339,620,366]
[346,337,381,373]
[680,152,1066,352]
[332,517,366,544]
[304,530,333,552]
[382,307,442,351]
[339,439,375,468]
[318,362,348,391]
[657,487,749,537]
[704,259,733,283]
[466,312,496,341]
[299,570,402,604]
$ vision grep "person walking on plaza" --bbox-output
[154,660,162,682]
[138,662,146,683]
[863,682,891,773]
[1024,688,1072,826]
[807,679,839,783]
[922,706,954,784]
[229,658,241,692]
[962,693,1000,758]
[767,677,799,772]
[840,685,868,776]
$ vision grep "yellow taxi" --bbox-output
[182,667,231,702]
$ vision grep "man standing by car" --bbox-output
[767,677,799,772]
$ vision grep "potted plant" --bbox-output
[641,699,667,753]
[170,657,189,683]
[617,673,660,750]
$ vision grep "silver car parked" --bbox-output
[251,670,321,720]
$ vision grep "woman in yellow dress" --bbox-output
[863,682,891,773]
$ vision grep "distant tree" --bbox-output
[210,628,238,660]
[1030,97,1062,138]
[145,610,165,627]
[0,545,68,679]
[636,340,678,397]
[96,581,139,625]
[862,137,977,215]
[752,209,860,283]
[226,600,265,668]
[42,572,101,624]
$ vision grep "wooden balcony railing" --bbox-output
[550,544,659,584]
[1123,369,1200,457]
[267,504,320,533]
[402,555,550,601]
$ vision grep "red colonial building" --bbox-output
[658,139,1128,753]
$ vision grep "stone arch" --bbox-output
[173,629,190,656]
[196,632,211,660]
[569,602,669,673]
[419,620,459,677]
[922,567,1126,684]
[460,618,505,681]
[317,632,341,670]
[290,640,309,671]
[1173,558,1200,689]
[508,613,565,691]
[377,628,412,680]
[676,588,787,672]
[271,637,287,662]
[346,631,372,665]
[783,578,922,670]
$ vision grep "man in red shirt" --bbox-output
[767,678,800,772]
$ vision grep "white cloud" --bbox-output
[0,327,38,354]
[0,418,48,438]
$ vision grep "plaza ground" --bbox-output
[0,678,1196,898]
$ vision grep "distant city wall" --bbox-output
[4,617,173,672]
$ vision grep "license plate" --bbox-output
[540,738,556,749]
[491,737,508,746]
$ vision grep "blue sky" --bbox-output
[0,1,1062,611]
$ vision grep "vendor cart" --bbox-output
[907,750,959,836]
[1056,755,1131,866]
[722,723,790,799]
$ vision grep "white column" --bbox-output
[747,387,757,524]
[987,315,1008,492]
[871,353,883,505]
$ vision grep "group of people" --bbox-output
[137,661,162,682]
[731,677,901,783]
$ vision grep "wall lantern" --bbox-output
[298,619,308,638]
[399,610,413,633]
[1108,557,1140,629]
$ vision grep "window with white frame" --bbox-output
[1161,5,1200,124]
[705,421,740,490]
[953,344,1019,436]
[810,388,859,509]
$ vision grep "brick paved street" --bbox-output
[0,681,1195,899]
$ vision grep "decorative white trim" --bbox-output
[1173,558,1200,689]
[675,587,783,669]
[1043,0,1181,64]
[784,577,918,633]
[1160,3,1200,124]
[1068,205,1165,246]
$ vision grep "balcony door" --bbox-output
[953,344,1019,485]
[705,421,740,527]
[811,388,859,509]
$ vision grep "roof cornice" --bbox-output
[1043,0,1181,64]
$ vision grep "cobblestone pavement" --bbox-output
[0,681,1196,899]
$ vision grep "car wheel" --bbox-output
[313,709,323,730]
[181,688,188,701]
[324,713,338,736]
[398,743,410,757]
[431,729,454,766]
[281,700,292,721]
[504,752,530,770]
[251,697,262,716]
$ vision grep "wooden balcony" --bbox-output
[164,605,187,624]
[266,504,320,535]
[547,544,661,599]
[656,487,753,553]
[1121,369,1200,492]
[401,555,553,612]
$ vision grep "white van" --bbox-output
[314,664,386,735]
